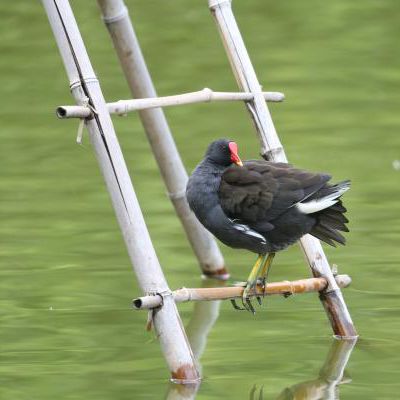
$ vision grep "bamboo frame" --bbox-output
[133,275,351,310]
[56,88,285,119]
[209,0,357,338]
[42,0,358,384]
[97,0,227,279]
[42,0,199,383]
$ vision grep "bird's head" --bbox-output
[205,138,243,167]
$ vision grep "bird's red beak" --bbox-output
[228,141,243,166]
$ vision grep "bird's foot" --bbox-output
[230,254,270,313]
[230,283,259,312]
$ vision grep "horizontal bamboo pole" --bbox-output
[133,275,351,310]
[56,88,285,118]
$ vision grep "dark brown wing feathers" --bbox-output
[219,160,331,224]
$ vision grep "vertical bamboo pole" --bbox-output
[208,0,357,338]
[96,0,228,279]
[42,0,199,382]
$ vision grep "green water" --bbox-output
[1,1,400,399]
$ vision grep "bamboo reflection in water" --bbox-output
[164,283,357,400]
[165,278,224,399]
[251,338,357,400]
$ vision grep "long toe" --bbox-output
[230,299,246,311]
[242,283,256,314]
[242,294,255,314]
[246,297,256,314]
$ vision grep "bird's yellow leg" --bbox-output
[241,254,268,313]
[259,252,275,297]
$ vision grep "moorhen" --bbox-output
[186,139,350,313]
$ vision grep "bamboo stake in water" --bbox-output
[97,0,228,279]
[165,278,225,399]
[42,0,199,383]
[208,0,357,338]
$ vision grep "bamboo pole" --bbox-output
[96,0,227,279]
[56,88,285,119]
[42,0,199,383]
[208,0,357,338]
[133,275,351,310]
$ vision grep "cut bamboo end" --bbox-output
[133,274,351,310]
[56,105,92,119]
[56,88,285,119]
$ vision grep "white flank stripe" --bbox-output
[234,223,266,243]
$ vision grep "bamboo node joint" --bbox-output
[101,5,129,24]
[167,190,187,200]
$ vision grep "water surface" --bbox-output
[1,1,400,399]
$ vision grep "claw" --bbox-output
[230,299,246,310]
[241,296,250,312]
[245,297,256,314]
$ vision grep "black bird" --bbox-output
[186,139,350,313]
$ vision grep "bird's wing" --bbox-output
[219,160,331,225]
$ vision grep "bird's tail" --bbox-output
[308,180,351,246]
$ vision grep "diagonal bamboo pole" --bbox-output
[42,0,199,383]
[208,0,357,338]
[96,0,227,279]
